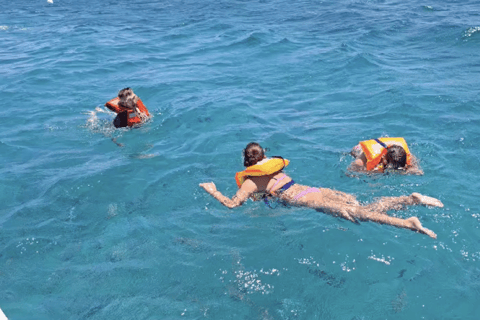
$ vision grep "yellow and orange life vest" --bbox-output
[235,157,289,188]
[359,137,411,171]
[105,97,150,127]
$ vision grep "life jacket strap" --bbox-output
[374,138,388,149]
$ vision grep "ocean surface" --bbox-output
[1,0,480,319]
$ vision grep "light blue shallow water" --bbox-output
[1,0,480,319]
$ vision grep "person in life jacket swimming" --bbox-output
[105,88,150,128]
[349,137,423,175]
[199,142,443,238]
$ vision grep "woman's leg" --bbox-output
[295,189,438,238]
[295,188,360,222]
[365,193,443,214]
[347,207,437,238]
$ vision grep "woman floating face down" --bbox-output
[199,142,443,239]
[348,138,423,175]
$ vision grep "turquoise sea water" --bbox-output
[1,0,480,319]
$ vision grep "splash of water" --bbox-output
[464,27,480,38]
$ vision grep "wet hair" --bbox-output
[118,88,134,100]
[386,145,407,169]
[243,142,265,167]
[118,97,137,110]
[117,88,138,109]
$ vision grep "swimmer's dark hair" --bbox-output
[118,88,138,109]
[118,88,134,100]
[243,142,265,167]
[386,145,407,169]
[118,97,137,110]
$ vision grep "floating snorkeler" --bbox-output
[199,142,443,238]
[105,88,150,128]
[348,137,423,175]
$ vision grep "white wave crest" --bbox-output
[464,27,480,38]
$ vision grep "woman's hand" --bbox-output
[199,181,252,209]
[199,182,217,195]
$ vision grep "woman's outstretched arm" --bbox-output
[199,180,256,209]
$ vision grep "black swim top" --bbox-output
[263,179,295,208]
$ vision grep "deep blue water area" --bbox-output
[1,0,480,319]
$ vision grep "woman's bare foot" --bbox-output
[407,217,437,239]
[411,193,444,208]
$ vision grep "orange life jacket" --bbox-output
[105,97,150,127]
[235,158,290,188]
[359,137,412,171]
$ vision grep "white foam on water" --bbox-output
[464,27,480,38]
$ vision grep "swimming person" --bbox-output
[348,137,423,175]
[105,88,150,128]
[199,142,443,238]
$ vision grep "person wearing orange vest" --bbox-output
[105,88,150,128]
[200,142,443,238]
[349,137,423,175]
